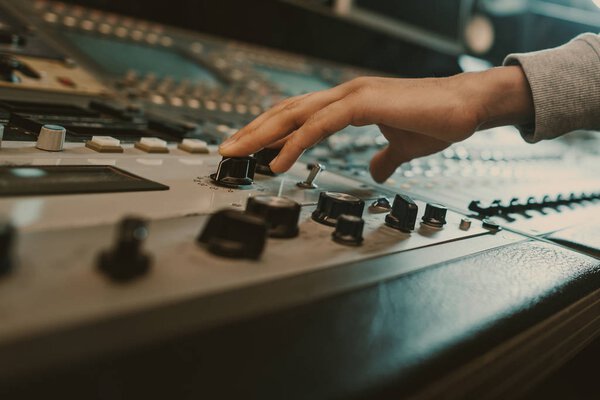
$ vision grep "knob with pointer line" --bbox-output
[210,156,257,188]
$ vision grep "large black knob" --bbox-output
[332,214,364,246]
[254,148,280,176]
[421,203,447,228]
[311,192,365,227]
[198,209,267,259]
[385,194,418,232]
[98,217,152,282]
[210,156,257,187]
[245,196,300,238]
[0,221,16,276]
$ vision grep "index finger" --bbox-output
[219,84,354,157]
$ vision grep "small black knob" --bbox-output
[254,148,280,176]
[369,197,392,213]
[0,54,21,83]
[98,217,152,282]
[210,156,257,187]
[198,209,267,259]
[332,214,364,246]
[0,221,16,276]
[246,196,300,238]
[0,54,40,83]
[0,30,27,47]
[421,203,447,228]
[311,192,365,227]
[385,194,418,232]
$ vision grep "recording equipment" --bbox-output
[0,1,598,399]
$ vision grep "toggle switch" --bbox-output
[297,163,324,189]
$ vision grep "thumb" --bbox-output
[369,145,406,183]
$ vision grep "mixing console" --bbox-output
[0,0,598,395]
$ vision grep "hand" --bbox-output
[219,66,534,183]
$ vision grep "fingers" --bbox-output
[369,131,451,183]
[226,93,310,143]
[370,146,405,183]
[269,95,362,172]
[219,84,353,157]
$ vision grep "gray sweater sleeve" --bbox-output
[503,33,600,143]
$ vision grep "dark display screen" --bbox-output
[63,31,219,84]
[354,0,462,39]
[0,165,168,196]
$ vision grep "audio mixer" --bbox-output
[0,1,599,399]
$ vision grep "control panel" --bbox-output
[0,0,597,381]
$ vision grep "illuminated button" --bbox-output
[85,136,123,153]
[134,137,169,153]
[178,138,209,154]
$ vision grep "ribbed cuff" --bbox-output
[503,33,600,143]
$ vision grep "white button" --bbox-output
[135,137,169,153]
[140,137,167,148]
[86,136,123,153]
[178,138,209,154]
[92,136,120,147]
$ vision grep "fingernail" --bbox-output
[220,136,238,149]
[269,155,280,170]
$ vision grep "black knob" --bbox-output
[98,217,152,282]
[0,54,21,83]
[385,194,418,232]
[198,209,267,259]
[311,192,365,227]
[421,203,447,228]
[210,156,257,187]
[332,214,364,246]
[246,196,300,238]
[0,54,40,83]
[254,148,280,176]
[0,221,16,276]
[369,197,392,213]
[0,30,27,47]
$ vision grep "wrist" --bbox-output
[463,66,535,130]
